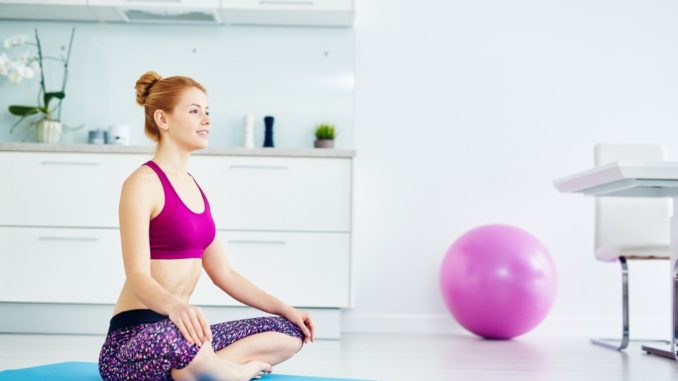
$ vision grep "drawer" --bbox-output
[191,230,350,308]
[222,0,351,10]
[189,156,351,232]
[0,152,145,227]
[0,226,124,304]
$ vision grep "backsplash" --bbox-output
[0,21,354,149]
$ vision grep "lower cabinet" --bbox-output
[191,230,350,308]
[0,227,350,308]
[0,150,353,313]
[0,227,124,304]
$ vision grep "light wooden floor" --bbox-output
[1,332,678,380]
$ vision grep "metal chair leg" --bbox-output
[592,257,670,351]
[591,257,630,350]
[641,258,678,359]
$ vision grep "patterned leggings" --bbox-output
[98,309,305,381]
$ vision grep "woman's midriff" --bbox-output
[112,258,203,316]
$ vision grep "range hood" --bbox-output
[88,0,222,24]
[118,8,221,24]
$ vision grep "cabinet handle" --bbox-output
[259,0,315,6]
[227,239,287,245]
[229,165,288,170]
[38,236,99,242]
[41,161,101,166]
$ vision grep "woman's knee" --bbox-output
[273,331,303,359]
[274,317,305,340]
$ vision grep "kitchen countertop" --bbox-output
[0,142,355,158]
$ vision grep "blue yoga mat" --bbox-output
[0,362,375,381]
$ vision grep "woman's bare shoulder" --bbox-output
[120,165,161,199]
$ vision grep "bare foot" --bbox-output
[244,360,273,379]
[219,359,272,380]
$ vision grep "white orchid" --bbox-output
[16,62,34,79]
[5,28,77,135]
[0,53,9,76]
[29,59,40,75]
[4,35,27,49]
[2,56,36,82]
[0,46,39,82]
[7,60,20,82]
[8,68,22,83]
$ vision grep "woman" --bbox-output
[98,71,315,381]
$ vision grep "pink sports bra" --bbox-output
[143,160,216,260]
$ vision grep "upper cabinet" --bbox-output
[221,0,354,27]
[0,0,96,22]
[0,0,354,26]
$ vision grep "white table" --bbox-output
[554,160,678,360]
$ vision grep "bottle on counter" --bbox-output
[244,114,255,148]
[263,115,275,148]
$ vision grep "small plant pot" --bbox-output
[314,139,334,148]
[35,119,63,144]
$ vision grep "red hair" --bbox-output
[134,71,207,142]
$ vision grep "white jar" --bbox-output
[108,124,130,145]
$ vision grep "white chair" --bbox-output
[592,143,671,350]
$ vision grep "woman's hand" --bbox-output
[279,306,315,343]
[168,302,213,347]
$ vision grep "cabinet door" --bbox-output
[222,0,351,10]
[189,156,351,232]
[0,152,145,227]
[191,230,350,308]
[220,0,353,26]
[0,0,85,4]
[0,1,95,21]
[0,227,124,304]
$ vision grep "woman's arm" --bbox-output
[119,173,183,314]
[202,238,315,342]
[202,239,286,315]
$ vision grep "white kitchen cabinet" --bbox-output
[220,0,353,26]
[0,0,95,21]
[0,148,353,313]
[0,152,141,227]
[189,155,351,232]
[0,0,85,5]
[191,230,350,307]
[0,226,124,304]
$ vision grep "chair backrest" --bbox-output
[594,144,670,250]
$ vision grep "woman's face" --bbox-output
[164,86,211,150]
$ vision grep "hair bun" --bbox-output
[135,71,162,106]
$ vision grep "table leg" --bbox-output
[641,197,678,360]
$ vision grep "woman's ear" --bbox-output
[154,109,169,132]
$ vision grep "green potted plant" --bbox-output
[2,28,77,143]
[314,123,336,148]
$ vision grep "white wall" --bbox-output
[346,0,678,338]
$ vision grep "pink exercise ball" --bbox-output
[439,224,557,339]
